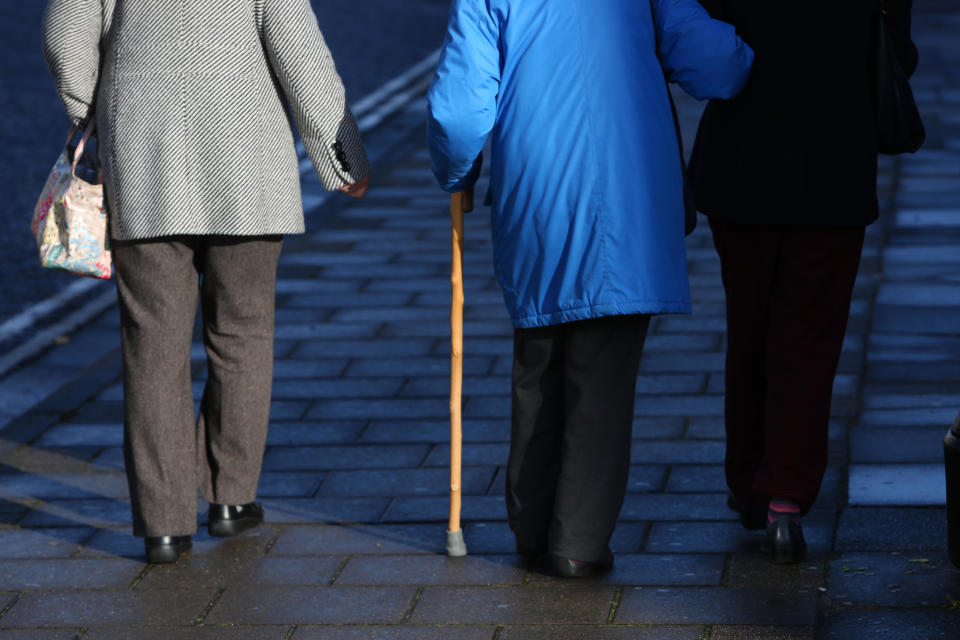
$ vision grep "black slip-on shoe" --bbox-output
[726,493,767,531]
[551,547,614,579]
[144,535,192,564]
[765,517,807,564]
[207,502,265,538]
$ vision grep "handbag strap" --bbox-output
[71,119,97,176]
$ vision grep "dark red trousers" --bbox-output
[710,219,865,514]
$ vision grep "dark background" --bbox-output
[0,0,450,326]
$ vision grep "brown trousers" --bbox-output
[710,219,864,515]
[114,235,282,536]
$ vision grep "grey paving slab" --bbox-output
[645,518,834,556]
[382,496,506,523]
[0,472,128,500]
[18,498,131,528]
[34,423,122,447]
[423,443,509,468]
[262,444,430,470]
[849,425,947,463]
[269,523,446,556]
[0,632,79,640]
[271,378,403,399]
[265,421,365,445]
[306,397,449,420]
[410,586,616,624]
[860,406,956,428]
[724,554,825,590]
[457,521,650,555]
[293,338,437,360]
[78,526,278,561]
[292,627,496,640]
[345,355,494,377]
[819,609,957,639]
[827,552,960,607]
[0,558,142,590]
[272,358,350,378]
[319,467,495,498]
[360,419,509,443]
[400,376,509,397]
[0,589,215,628]
[848,464,945,505]
[631,417,688,439]
[614,587,818,625]
[335,554,526,586]
[261,497,390,524]
[645,522,762,554]
[498,627,703,640]
[628,440,725,464]
[529,553,725,586]
[709,626,815,640]
[205,586,416,624]
[619,493,733,521]
[138,556,343,589]
[83,628,291,640]
[835,507,947,551]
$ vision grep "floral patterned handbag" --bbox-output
[30,121,112,279]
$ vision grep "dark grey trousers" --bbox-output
[507,314,650,563]
[113,235,282,537]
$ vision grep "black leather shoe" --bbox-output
[726,493,767,531]
[766,517,807,564]
[207,502,264,537]
[551,547,614,579]
[144,535,192,564]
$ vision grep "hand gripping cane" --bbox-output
[447,188,473,557]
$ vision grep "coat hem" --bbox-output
[511,300,691,329]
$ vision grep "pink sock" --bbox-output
[768,498,801,523]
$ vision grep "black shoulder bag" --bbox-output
[875,0,925,154]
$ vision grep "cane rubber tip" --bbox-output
[446,529,468,557]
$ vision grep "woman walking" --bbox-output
[427,0,752,577]
[690,0,918,562]
[43,0,369,563]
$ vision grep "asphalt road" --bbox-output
[0,0,450,326]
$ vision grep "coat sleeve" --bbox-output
[426,0,501,193]
[885,0,918,77]
[42,0,102,126]
[262,0,369,190]
[652,0,754,100]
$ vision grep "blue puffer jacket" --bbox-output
[427,0,753,328]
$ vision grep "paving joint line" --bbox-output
[0,591,24,620]
[399,586,424,624]
[606,586,624,624]
[194,587,225,626]
[327,556,350,586]
[127,563,153,590]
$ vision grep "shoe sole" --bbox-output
[145,542,191,564]
[208,517,263,538]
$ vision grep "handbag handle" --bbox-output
[70,119,97,176]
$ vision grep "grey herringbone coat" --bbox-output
[42,0,369,239]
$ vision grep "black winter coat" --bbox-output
[689,0,918,227]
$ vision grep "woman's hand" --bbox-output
[338,175,370,198]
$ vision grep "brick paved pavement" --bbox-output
[0,1,959,637]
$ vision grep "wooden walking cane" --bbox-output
[446,187,473,557]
